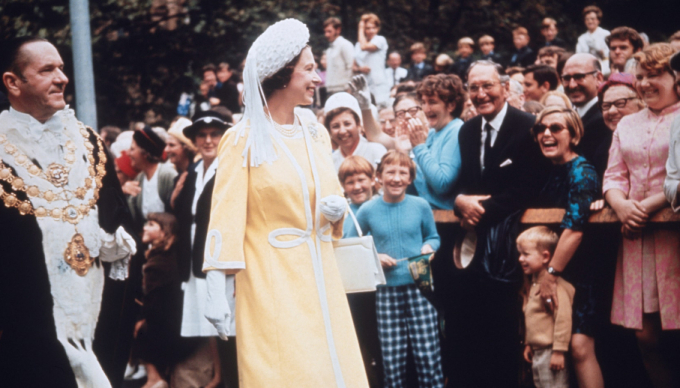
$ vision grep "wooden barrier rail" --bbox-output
[433,207,680,225]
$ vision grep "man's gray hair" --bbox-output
[508,79,524,95]
[466,60,510,83]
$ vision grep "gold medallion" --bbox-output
[46,163,69,187]
[63,233,93,276]
[62,205,82,224]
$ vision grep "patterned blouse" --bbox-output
[539,156,600,231]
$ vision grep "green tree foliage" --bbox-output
[0,0,675,128]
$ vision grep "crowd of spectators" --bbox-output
[88,5,680,388]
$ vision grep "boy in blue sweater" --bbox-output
[339,155,376,238]
[350,151,444,388]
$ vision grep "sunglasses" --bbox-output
[535,123,568,134]
[561,70,598,83]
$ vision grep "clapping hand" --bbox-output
[406,116,428,147]
[394,121,412,153]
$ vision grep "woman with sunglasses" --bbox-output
[532,106,602,388]
[603,43,680,388]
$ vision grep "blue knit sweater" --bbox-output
[349,195,440,286]
[412,118,463,210]
[342,201,363,238]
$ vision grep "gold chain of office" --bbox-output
[0,123,107,225]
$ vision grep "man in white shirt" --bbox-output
[576,5,610,76]
[385,52,407,89]
[324,17,355,95]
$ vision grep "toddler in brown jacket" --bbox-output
[518,226,575,388]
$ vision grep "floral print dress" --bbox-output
[539,155,600,335]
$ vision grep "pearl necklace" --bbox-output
[271,116,301,138]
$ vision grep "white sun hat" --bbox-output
[323,92,363,126]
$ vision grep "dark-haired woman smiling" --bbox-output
[204,19,368,387]
[533,106,604,388]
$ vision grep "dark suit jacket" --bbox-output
[544,36,568,48]
[508,46,536,68]
[174,162,216,282]
[451,57,473,80]
[482,52,505,66]
[576,104,613,183]
[407,62,435,82]
[215,81,240,114]
[456,105,551,227]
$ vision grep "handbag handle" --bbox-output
[346,203,363,237]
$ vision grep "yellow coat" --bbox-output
[204,118,368,388]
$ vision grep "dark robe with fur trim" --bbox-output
[0,127,134,388]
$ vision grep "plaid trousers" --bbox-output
[377,284,444,388]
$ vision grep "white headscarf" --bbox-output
[237,18,310,167]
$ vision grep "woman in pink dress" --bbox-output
[602,43,680,388]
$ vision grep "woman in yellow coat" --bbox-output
[202,19,368,388]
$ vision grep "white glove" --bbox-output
[205,270,232,341]
[320,194,347,223]
[348,75,372,111]
[99,226,137,281]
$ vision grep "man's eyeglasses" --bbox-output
[601,97,637,111]
[561,70,598,83]
[394,106,422,119]
[534,123,569,134]
[467,82,500,94]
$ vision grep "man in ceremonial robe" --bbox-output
[0,37,134,388]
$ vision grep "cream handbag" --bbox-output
[333,206,386,293]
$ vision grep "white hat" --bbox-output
[110,130,134,158]
[324,93,363,126]
[237,18,310,167]
[167,117,197,152]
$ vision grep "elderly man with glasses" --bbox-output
[562,53,612,179]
